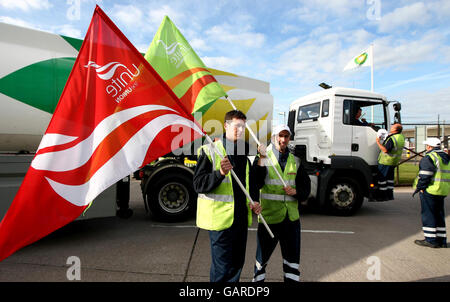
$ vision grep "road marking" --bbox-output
[249,228,354,234]
[149,224,354,234]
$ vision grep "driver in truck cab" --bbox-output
[354,106,374,127]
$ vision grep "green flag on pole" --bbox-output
[144,16,226,114]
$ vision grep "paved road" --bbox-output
[0,182,449,282]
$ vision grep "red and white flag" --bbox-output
[0,6,204,262]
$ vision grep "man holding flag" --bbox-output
[252,125,310,282]
[0,6,205,262]
[193,110,261,282]
[146,16,275,282]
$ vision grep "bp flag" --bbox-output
[343,47,372,71]
[0,6,203,262]
[145,16,226,114]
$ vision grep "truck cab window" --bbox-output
[297,102,321,122]
[321,99,329,117]
[343,100,386,130]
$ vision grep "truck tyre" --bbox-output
[326,177,363,216]
[146,172,196,222]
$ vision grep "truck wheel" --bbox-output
[146,172,196,221]
[326,177,363,216]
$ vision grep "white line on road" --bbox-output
[149,224,354,234]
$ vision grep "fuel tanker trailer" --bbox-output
[0,22,274,221]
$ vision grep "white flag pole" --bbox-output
[225,96,288,187]
[204,134,275,238]
[370,44,374,92]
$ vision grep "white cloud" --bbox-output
[205,23,265,49]
[280,24,299,34]
[429,0,450,20]
[0,0,51,11]
[0,16,35,28]
[111,4,143,27]
[378,2,431,33]
[272,37,300,53]
[148,5,184,27]
[373,29,446,69]
[288,0,364,24]
[202,56,241,70]
[379,70,450,91]
[393,86,450,122]
[53,24,82,39]
[189,38,212,52]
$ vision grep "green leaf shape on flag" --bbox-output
[144,16,226,114]
[0,57,75,114]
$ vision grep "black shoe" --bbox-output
[414,239,440,248]
[439,243,448,248]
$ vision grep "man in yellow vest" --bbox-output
[413,137,449,248]
[375,123,405,201]
[193,110,261,282]
[252,125,310,282]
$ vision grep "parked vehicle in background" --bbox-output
[287,86,402,215]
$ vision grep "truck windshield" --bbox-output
[343,100,386,130]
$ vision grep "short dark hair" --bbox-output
[393,123,403,133]
[224,110,246,123]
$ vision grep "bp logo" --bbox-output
[354,52,368,65]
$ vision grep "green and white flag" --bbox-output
[343,47,372,71]
[144,16,226,114]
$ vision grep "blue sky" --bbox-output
[1,0,450,124]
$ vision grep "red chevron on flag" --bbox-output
[0,6,204,262]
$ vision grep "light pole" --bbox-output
[278,111,286,125]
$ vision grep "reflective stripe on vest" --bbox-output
[425,151,450,196]
[196,140,251,231]
[260,145,299,224]
[378,133,405,166]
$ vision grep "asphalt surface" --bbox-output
[0,181,449,282]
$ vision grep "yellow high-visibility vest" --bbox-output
[378,133,405,166]
[260,145,299,224]
[196,140,251,231]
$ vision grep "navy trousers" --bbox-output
[377,164,395,200]
[253,216,301,282]
[208,219,248,282]
[420,191,447,246]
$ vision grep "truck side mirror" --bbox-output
[394,112,401,124]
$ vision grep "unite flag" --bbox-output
[144,16,227,115]
[0,6,204,262]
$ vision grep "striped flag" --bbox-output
[144,16,226,115]
[0,6,204,262]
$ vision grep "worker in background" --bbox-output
[375,123,405,201]
[193,110,261,282]
[413,137,449,248]
[252,125,310,282]
[354,106,374,127]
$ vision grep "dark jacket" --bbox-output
[193,136,258,225]
[252,145,311,202]
[415,148,450,192]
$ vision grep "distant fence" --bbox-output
[395,123,450,185]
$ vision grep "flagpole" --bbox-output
[225,96,288,187]
[370,44,374,92]
[204,134,275,238]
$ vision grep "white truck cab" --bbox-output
[287,87,401,215]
